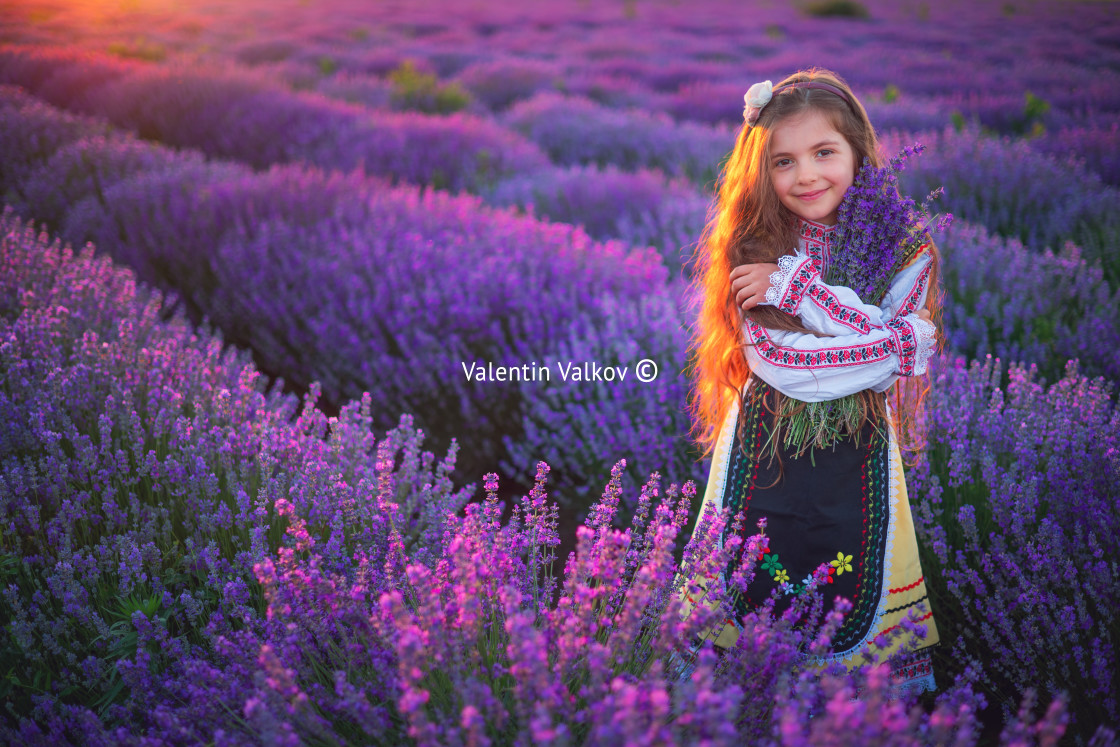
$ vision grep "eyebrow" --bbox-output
[771,140,842,159]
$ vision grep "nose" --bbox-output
[796,163,819,184]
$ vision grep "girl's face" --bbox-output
[768,109,856,226]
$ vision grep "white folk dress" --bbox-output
[683,218,940,694]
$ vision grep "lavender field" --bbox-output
[1,0,1118,744]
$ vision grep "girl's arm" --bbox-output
[733,243,933,337]
[741,310,936,402]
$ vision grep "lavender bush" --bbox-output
[560,69,669,111]
[453,56,566,111]
[486,163,711,277]
[0,85,112,200]
[314,70,395,110]
[503,92,732,184]
[0,210,471,741]
[1032,121,1120,187]
[666,80,747,126]
[0,45,136,108]
[936,221,1120,382]
[0,45,548,194]
[908,355,1120,740]
[501,286,707,516]
[231,38,300,66]
[0,90,685,501]
[20,134,205,229]
[862,95,949,135]
[880,126,1120,282]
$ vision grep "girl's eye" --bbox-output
[775,158,792,168]
[818,149,834,157]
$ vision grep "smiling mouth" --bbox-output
[797,189,826,200]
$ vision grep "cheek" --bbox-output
[829,164,855,191]
[770,170,791,194]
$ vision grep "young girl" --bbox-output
[683,68,940,694]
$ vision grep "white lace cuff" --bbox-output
[911,316,937,375]
[760,254,819,314]
[886,313,936,377]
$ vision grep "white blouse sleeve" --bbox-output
[742,311,936,402]
[762,244,934,338]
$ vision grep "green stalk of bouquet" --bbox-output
[762,391,885,466]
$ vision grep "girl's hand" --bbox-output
[916,309,932,323]
[730,263,780,311]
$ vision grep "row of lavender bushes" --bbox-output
[5,44,1120,287]
[5,80,1120,390]
[0,44,711,272]
[0,209,466,743]
[0,210,1081,744]
[0,44,548,194]
[882,128,1120,284]
[10,42,1120,285]
[259,56,1120,191]
[198,2,1120,129]
[0,84,707,511]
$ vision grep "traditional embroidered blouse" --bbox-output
[745,219,936,402]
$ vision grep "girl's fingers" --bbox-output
[730,264,764,282]
[737,285,762,310]
[732,264,780,311]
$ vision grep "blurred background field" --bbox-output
[1,0,1118,744]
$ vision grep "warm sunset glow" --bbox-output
[0,0,1115,741]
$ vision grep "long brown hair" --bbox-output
[687,67,942,460]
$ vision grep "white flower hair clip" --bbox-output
[743,79,773,125]
[742,79,853,126]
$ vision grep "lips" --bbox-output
[797,189,826,200]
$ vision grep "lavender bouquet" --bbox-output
[827,144,952,304]
[778,144,952,458]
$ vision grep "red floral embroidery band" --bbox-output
[799,221,832,266]
[896,262,933,317]
[746,319,896,369]
[805,283,874,334]
[886,316,918,375]
[777,257,820,314]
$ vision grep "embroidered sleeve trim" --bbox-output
[896,262,933,317]
[745,319,896,370]
[805,282,874,334]
[886,316,919,376]
[773,255,820,314]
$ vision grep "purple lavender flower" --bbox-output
[829,143,950,304]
